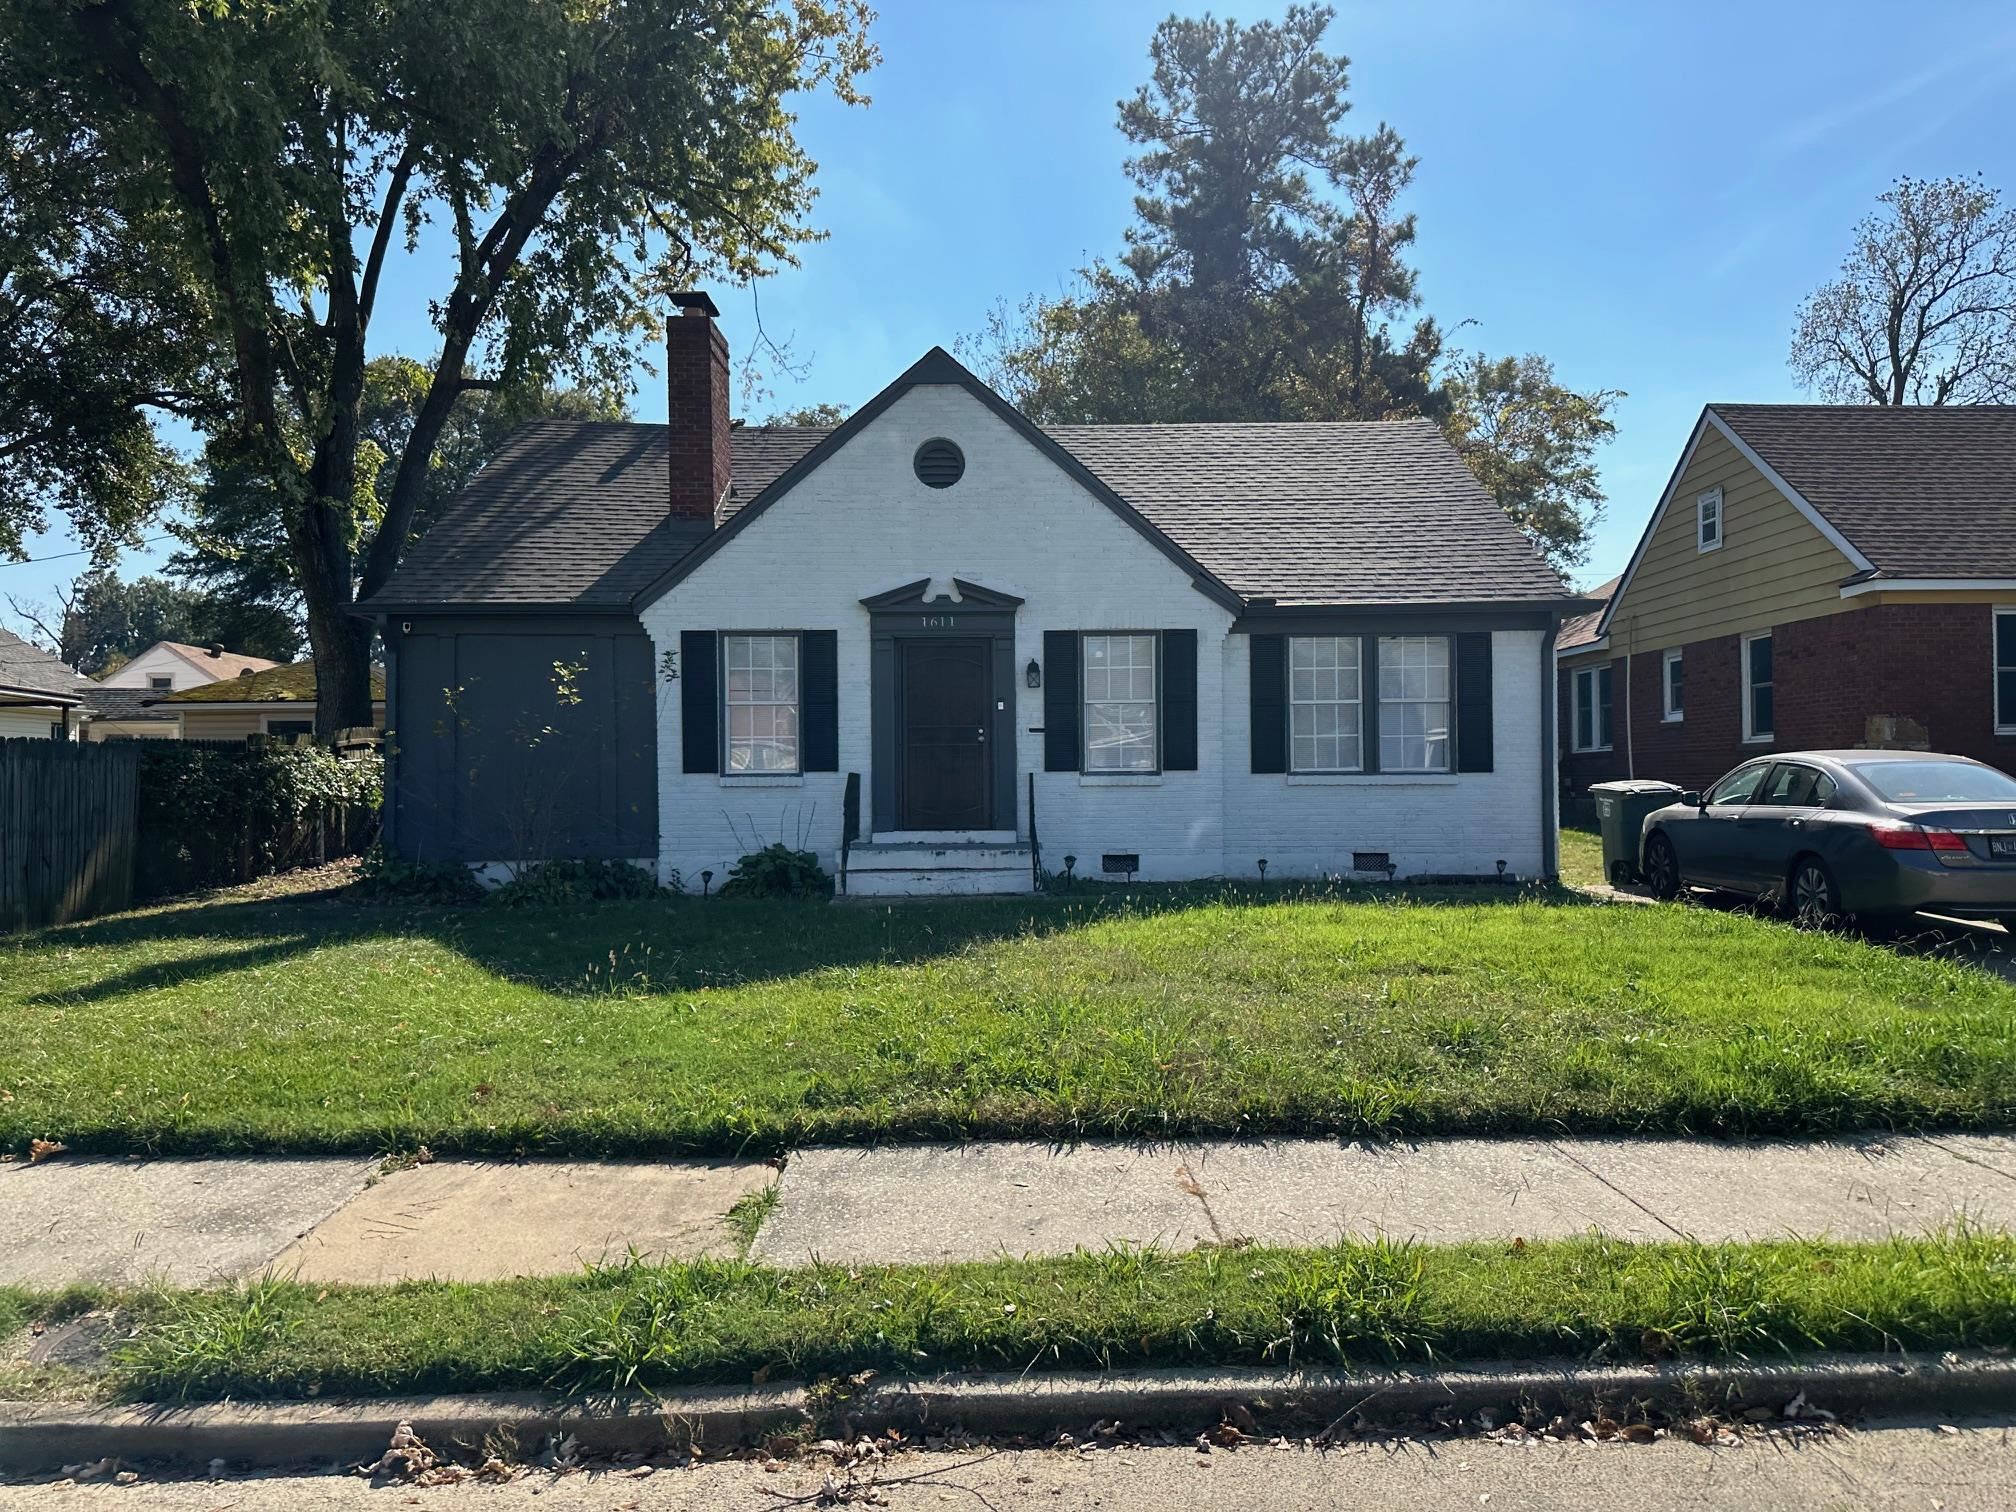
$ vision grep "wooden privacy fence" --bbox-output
[0,738,138,931]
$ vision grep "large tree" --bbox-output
[171,358,628,632]
[3,0,875,734]
[1790,175,2016,405]
[963,5,1615,572]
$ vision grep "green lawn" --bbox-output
[1559,822,1606,889]
[10,1230,2013,1403]
[5,880,2014,1155]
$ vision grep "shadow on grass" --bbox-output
[17,876,1590,1007]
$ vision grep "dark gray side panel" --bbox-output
[389,615,659,863]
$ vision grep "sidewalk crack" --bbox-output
[1922,1136,2016,1189]
[1546,1141,1689,1240]
[1174,1156,1228,1245]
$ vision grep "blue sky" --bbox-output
[8,0,2016,623]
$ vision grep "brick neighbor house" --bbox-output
[1557,404,2016,797]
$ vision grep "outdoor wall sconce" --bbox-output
[1025,658,1042,690]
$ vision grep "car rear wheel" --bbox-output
[1642,833,1681,900]
[1789,856,1841,929]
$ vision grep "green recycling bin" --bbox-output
[1588,780,1683,886]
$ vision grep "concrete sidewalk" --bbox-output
[3,1134,2013,1289]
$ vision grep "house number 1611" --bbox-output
[919,614,956,628]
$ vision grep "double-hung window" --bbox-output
[1996,609,2016,735]
[1661,649,1684,721]
[1571,663,1613,752]
[1082,633,1157,771]
[724,632,800,772]
[1742,631,1774,742]
[1377,636,1451,772]
[1697,488,1722,552]
[1289,636,1363,771]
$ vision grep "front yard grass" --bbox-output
[8,1230,2014,1403]
[5,882,2015,1155]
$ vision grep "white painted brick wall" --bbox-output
[638,382,1548,888]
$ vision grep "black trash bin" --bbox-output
[1589,780,1683,886]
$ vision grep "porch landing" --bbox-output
[841,839,1036,897]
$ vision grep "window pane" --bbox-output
[1668,655,1684,714]
[1083,634,1157,771]
[1575,675,1593,750]
[2000,668,2016,727]
[1287,636,1362,771]
[723,633,802,773]
[1999,613,2016,669]
[1752,684,1774,738]
[1709,763,1770,805]
[1377,637,1449,771]
[1749,634,1772,683]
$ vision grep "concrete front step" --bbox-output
[841,840,1036,896]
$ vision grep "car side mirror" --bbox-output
[1681,789,1704,809]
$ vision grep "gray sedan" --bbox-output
[1638,750,2016,926]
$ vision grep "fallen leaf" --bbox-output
[28,1138,66,1164]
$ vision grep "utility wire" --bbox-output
[0,534,175,568]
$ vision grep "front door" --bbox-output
[899,638,992,830]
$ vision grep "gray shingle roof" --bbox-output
[78,686,178,723]
[0,627,93,703]
[1712,404,2016,579]
[370,414,1570,611]
[1557,575,1619,651]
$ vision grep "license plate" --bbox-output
[1991,835,2016,859]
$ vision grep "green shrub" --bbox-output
[491,859,673,906]
[136,743,383,898]
[352,842,485,904]
[718,843,832,899]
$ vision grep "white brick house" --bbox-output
[366,297,1583,894]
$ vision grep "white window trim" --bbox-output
[259,712,316,736]
[1741,630,1773,743]
[722,631,803,775]
[1570,664,1612,753]
[1081,632,1160,774]
[1696,488,1723,553]
[1661,648,1684,723]
[1995,607,2016,736]
[1287,634,1364,774]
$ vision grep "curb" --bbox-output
[4,1354,2013,1473]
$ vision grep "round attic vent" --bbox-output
[913,438,965,489]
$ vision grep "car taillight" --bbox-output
[1870,821,1969,855]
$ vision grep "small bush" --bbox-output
[718,843,832,899]
[351,843,485,904]
[491,859,672,907]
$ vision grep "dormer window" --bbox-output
[1696,488,1722,553]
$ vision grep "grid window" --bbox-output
[1662,649,1684,721]
[1697,489,1722,552]
[148,675,173,691]
[1378,636,1451,772]
[724,633,800,773]
[1289,636,1363,771]
[1083,633,1157,772]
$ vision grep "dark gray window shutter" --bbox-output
[802,630,838,771]
[1250,634,1286,773]
[1044,630,1080,771]
[1455,631,1493,773]
[1162,629,1197,770]
[681,630,718,773]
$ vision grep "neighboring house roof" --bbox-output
[0,627,94,705]
[152,641,284,680]
[78,687,179,724]
[1708,404,2016,580]
[366,349,1574,614]
[159,660,386,704]
[1556,576,1618,652]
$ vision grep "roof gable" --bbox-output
[1597,407,1873,640]
[633,347,1242,611]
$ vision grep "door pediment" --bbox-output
[860,578,1025,611]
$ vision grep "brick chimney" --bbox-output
[667,291,731,522]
